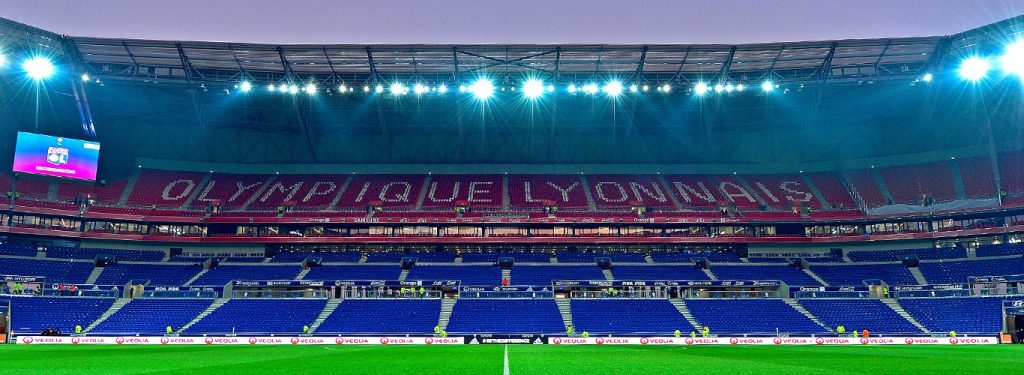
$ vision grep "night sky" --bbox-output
[1,0,1022,44]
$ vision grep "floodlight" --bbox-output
[81,73,90,82]
[629,84,638,93]
[339,84,347,93]
[239,81,252,92]
[567,84,578,93]
[0,53,6,66]
[642,85,650,92]
[603,81,623,96]
[22,56,55,80]
[438,85,448,93]
[921,73,933,82]
[469,79,495,99]
[694,82,709,95]
[713,84,724,93]
[288,85,299,94]
[375,85,384,93]
[761,81,775,92]
[390,83,407,95]
[582,83,599,95]
[268,84,277,92]
[522,78,545,99]
[414,83,429,95]
[661,84,671,93]
[304,83,317,94]
[999,41,1024,76]
[736,84,745,92]
[959,57,991,82]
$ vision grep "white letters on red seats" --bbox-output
[629,182,668,203]
[427,182,459,203]
[260,181,303,203]
[524,181,580,203]
[595,182,629,203]
[229,182,262,203]
[671,182,716,204]
[378,182,412,203]
[302,182,337,203]
[718,182,757,204]
[779,181,813,202]
[467,182,493,203]
[753,182,781,203]
[161,180,195,201]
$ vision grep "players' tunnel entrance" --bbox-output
[1003,300,1024,344]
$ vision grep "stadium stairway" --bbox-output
[307,299,342,334]
[554,298,575,332]
[85,266,105,284]
[501,268,511,282]
[579,175,598,211]
[669,300,703,330]
[501,175,511,211]
[908,267,929,285]
[601,269,614,281]
[800,174,832,208]
[803,268,830,286]
[656,175,685,210]
[881,299,931,333]
[645,255,654,264]
[183,269,209,286]
[398,269,409,281]
[325,176,353,211]
[84,298,132,333]
[702,268,718,280]
[295,268,311,280]
[116,169,141,205]
[181,173,212,209]
[783,299,832,332]
[177,297,230,333]
[437,299,456,331]
[239,175,276,211]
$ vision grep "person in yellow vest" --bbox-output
[837,325,846,336]
[75,325,82,335]
[303,325,310,335]
[400,287,407,296]
[582,331,589,338]
[419,287,426,296]
[949,330,957,338]
[567,326,574,335]
[853,330,859,338]
[441,330,447,338]
[166,325,173,335]
[702,326,710,338]
[434,325,441,335]
[674,329,681,338]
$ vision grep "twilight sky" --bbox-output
[2,0,1022,45]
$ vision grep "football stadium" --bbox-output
[2,3,1024,373]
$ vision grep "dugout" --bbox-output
[1004,300,1024,344]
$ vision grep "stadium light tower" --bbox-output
[469,79,495,100]
[22,56,55,81]
[522,78,545,99]
[999,40,1024,77]
[959,57,991,82]
[694,82,709,95]
[603,81,623,97]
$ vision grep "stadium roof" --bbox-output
[2,16,1023,88]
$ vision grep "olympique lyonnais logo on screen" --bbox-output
[47,146,69,166]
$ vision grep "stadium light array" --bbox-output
[304,83,317,94]
[438,85,448,94]
[603,81,623,97]
[390,83,407,95]
[582,83,599,95]
[999,40,1024,77]
[693,82,709,95]
[959,57,991,82]
[288,84,299,95]
[413,83,428,95]
[761,81,775,92]
[469,79,494,100]
[522,78,545,99]
[22,56,55,81]
[239,81,252,92]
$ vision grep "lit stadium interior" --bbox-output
[1,7,1024,374]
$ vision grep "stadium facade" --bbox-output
[0,16,1023,345]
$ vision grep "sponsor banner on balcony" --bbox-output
[15,336,465,345]
[545,336,997,346]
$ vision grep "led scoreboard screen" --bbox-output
[12,132,100,181]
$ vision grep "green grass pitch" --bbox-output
[1,345,1022,374]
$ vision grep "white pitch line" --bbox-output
[503,344,511,375]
